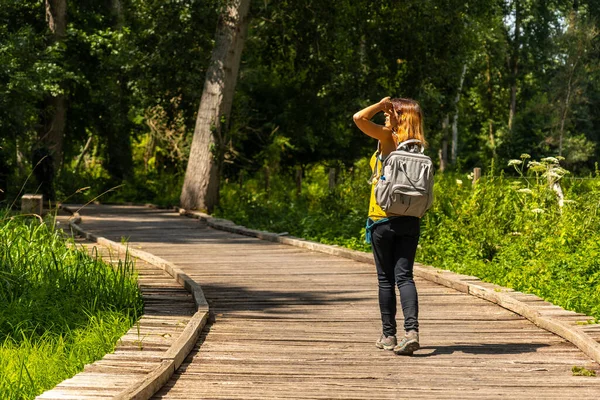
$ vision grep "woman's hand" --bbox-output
[353,96,395,144]
[379,97,393,113]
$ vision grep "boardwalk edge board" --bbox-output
[175,206,600,365]
[56,205,210,400]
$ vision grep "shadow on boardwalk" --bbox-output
[201,283,369,314]
[414,343,549,357]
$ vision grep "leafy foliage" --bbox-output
[218,163,371,251]
[3,1,600,205]
[217,159,600,320]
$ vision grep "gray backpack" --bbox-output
[374,139,434,218]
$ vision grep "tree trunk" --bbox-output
[559,9,583,157]
[559,63,575,157]
[359,34,368,74]
[105,0,133,181]
[45,0,66,37]
[73,136,92,173]
[264,165,270,193]
[40,0,67,173]
[238,170,245,188]
[111,0,124,29]
[439,115,449,172]
[438,147,446,172]
[295,166,302,195]
[508,0,521,132]
[485,51,496,157]
[144,132,156,172]
[451,64,467,164]
[328,168,336,190]
[16,141,26,176]
[180,0,251,212]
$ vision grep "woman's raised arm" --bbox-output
[353,97,396,148]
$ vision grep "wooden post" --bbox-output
[21,194,43,215]
[547,174,564,209]
[472,167,481,185]
[295,166,302,195]
[328,168,336,190]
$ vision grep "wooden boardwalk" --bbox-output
[38,235,197,399]
[67,205,600,399]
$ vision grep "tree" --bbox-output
[180,0,251,212]
[103,0,132,182]
[39,0,67,174]
[507,0,522,132]
[554,9,598,159]
[0,1,50,195]
[451,64,468,164]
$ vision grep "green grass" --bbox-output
[0,312,134,399]
[0,211,143,399]
[215,158,600,321]
[572,366,597,376]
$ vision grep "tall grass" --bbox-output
[216,158,600,320]
[0,211,143,399]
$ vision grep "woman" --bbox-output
[352,97,426,355]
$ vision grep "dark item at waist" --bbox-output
[365,216,420,244]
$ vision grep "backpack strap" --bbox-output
[397,139,424,154]
[369,142,382,185]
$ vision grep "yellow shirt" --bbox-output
[368,151,387,220]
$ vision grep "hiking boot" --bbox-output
[393,331,420,355]
[375,334,397,350]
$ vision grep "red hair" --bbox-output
[390,98,427,147]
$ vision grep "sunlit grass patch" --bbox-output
[0,212,143,399]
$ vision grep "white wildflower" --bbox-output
[520,153,531,159]
[546,171,561,179]
[554,167,569,175]
[456,179,463,186]
[467,172,474,180]
[517,188,533,194]
[528,161,546,173]
[531,208,545,214]
[541,157,559,164]
[508,159,523,166]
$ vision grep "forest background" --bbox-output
[2,0,599,205]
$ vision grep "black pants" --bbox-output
[371,217,420,336]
